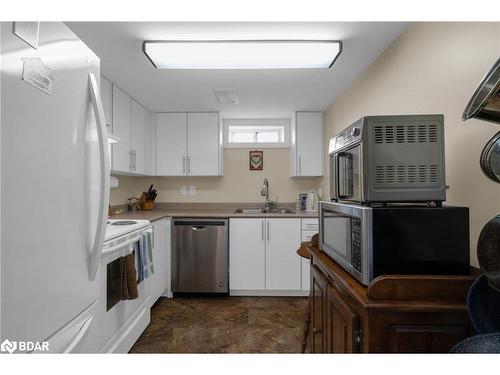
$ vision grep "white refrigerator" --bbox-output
[1,22,110,353]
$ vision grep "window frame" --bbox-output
[223,118,291,149]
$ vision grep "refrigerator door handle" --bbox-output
[88,73,110,281]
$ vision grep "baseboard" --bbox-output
[229,289,310,297]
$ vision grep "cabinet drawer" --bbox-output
[301,230,317,242]
[302,218,319,231]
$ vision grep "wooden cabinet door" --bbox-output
[296,112,323,176]
[229,219,266,292]
[265,218,301,290]
[187,112,220,176]
[156,113,187,175]
[310,265,327,353]
[326,283,360,353]
[111,85,131,172]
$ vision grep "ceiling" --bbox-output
[67,22,408,117]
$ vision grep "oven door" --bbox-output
[333,144,362,202]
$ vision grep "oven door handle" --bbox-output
[336,151,347,199]
[102,235,142,256]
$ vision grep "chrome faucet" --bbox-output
[261,178,277,209]
[261,178,269,205]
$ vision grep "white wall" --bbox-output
[321,22,500,266]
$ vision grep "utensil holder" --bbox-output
[138,192,155,211]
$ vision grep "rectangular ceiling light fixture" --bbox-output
[142,40,342,69]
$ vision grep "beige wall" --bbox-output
[321,22,500,266]
[110,148,321,205]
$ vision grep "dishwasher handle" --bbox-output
[192,225,207,231]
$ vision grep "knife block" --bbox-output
[138,192,155,211]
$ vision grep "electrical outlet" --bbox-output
[180,186,187,196]
[188,185,196,195]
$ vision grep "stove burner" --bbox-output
[110,220,138,226]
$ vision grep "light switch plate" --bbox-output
[180,186,187,196]
[188,186,196,195]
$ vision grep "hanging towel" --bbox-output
[125,253,138,299]
[134,230,154,283]
[134,240,143,284]
[144,230,155,276]
[120,256,129,299]
[120,253,138,300]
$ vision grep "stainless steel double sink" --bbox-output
[234,207,296,214]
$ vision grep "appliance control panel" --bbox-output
[328,117,364,154]
[351,218,362,272]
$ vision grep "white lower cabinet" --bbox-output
[301,226,319,292]
[229,218,266,291]
[301,259,310,291]
[229,218,305,296]
[150,218,172,306]
[265,218,301,290]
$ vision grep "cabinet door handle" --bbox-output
[262,220,265,242]
[267,220,270,241]
[182,156,186,174]
[133,149,136,171]
[187,155,191,175]
[298,156,302,175]
[129,149,134,170]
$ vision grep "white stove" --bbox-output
[105,219,151,242]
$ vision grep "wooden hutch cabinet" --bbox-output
[305,244,479,353]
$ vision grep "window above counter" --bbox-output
[223,118,291,148]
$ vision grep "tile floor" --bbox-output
[130,296,309,353]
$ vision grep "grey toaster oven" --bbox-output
[329,115,446,205]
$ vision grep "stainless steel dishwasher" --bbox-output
[172,218,229,293]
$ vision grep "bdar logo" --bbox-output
[1,339,17,354]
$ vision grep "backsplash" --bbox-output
[110,148,321,206]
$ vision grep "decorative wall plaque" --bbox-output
[249,150,263,170]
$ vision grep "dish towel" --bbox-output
[120,253,138,300]
[134,230,154,283]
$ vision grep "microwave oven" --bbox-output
[329,115,446,205]
[319,201,470,285]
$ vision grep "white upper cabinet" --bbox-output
[100,75,112,128]
[111,84,153,175]
[291,111,324,177]
[187,113,220,176]
[156,112,221,176]
[156,113,188,176]
[111,85,131,173]
[131,99,147,174]
[144,110,154,175]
